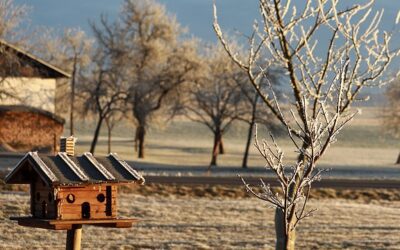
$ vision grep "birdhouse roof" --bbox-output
[4,152,145,186]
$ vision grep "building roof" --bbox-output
[0,39,71,79]
[4,152,145,186]
[0,105,65,124]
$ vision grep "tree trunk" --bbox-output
[137,125,146,159]
[134,129,139,152]
[106,120,112,154]
[210,130,222,167]
[218,137,225,154]
[90,115,104,154]
[70,59,77,136]
[242,121,255,168]
[108,129,111,154]
[274,143,308,249]
[275,209,296,250]
[242,95,258,168]
[396,152,400,164]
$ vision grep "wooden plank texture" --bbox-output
[56,184,118,220]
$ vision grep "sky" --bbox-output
[12,0,257,42]
[14,0,399,43]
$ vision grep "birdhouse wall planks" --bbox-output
[4,137,145,230]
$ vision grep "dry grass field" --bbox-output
[1,186,400,250]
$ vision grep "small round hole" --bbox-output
[66,194,75,203]
[97,193,105,203]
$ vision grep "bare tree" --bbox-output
[214,0,398,248]
[237,71,281,168]
[186,45,247,167]
[0,0,28,41]
[0,0,29,101]
[35,28,93,134]
[383,79,400,164]
[105,111,124,154]
[60,29,93,136]
[80,50,128,154]
[92,0,200,158]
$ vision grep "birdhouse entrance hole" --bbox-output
[82,202,90,219]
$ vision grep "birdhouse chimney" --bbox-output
[60,136,77,156]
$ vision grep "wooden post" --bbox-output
[66,224,82,250]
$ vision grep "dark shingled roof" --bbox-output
[4,152,145,186]
[0,39,71,78]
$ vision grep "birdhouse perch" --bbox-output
[4,136,145,250]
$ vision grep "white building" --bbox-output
[0,39,71,114]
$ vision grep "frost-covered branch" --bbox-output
[214,0,398,248]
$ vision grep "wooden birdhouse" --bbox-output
[4,136,145,249]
